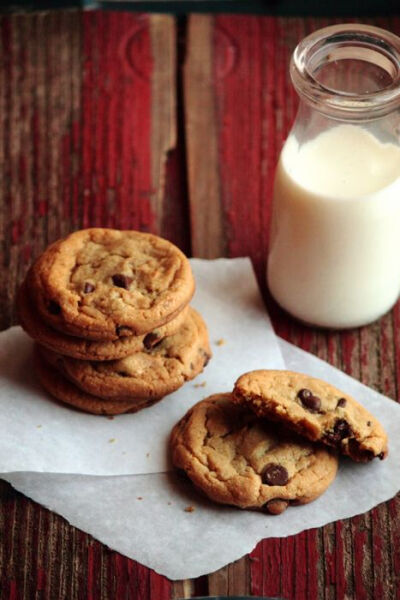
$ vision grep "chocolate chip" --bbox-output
[333,418,353,439]
[176,469,191,483]
[323,431,341,446]
[112,274,133,289]
[48,301,61,315]
[202,352,211,367]
[297,388,321,412]
[143,333,162,350]
[263,498,289,515]
[297,388,312,401]
[337,398,347,408]
[117,371,129,377]
[302,394,321,412]
[198,349,211,367]
[84,282,95,293]
[367,421,372,426]
[116,326,132,337]
[262,464,289,486]
[364,451,375,462]
[348,439,375,462]
[378,452,385,460]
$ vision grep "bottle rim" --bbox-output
[291,23,400,120]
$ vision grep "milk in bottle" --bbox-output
[267,24,400,328]
[268,125,400,328]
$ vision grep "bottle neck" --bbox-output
[291,24,400,123]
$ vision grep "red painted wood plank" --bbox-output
[114,553,130,599]
[332,521,349,599]
[80,18,175,599]
[150,568,171,600]
[306,529,320,598]
[213,17,265,268]
[258,538,282,597]
[2,9,400,599]
[248,544,263,596]
[188,13,400,600]
[0,10,175,599]
[87,543,101,600]
[82,12,153,233]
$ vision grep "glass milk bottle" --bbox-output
[267,24,400,328]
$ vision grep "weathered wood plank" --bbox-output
[184,13,400,600]
[150,15,176,232]
[2,9,400,600]
[0,10,177,600]
[0,10,84,332]
[184,15,226,258]
[81,11,155,232]
[207,557,251,596]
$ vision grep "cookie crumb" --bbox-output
[194,381,207,388]
[184,506,195,513]
[107,416,114,420]
[146,452,150,458]
[36,425,42,429]
[167,502,172,505]
[215,338,226,346]
[137,496,143,500]
[108,438,116,444]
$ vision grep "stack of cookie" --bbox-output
[18,228,211,415]
[171,369,388,515]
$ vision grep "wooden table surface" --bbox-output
[1,10,400,599]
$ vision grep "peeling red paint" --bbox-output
[82,12,154,232]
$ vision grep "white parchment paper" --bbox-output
[0,258,284,475]
[4,339,400,580]
[1,259,400,580]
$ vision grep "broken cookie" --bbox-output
[233,370,388,462]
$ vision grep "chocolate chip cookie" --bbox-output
[233,370,388,462]
[28,228,195,341]
[35,351,161,415]
[40,308,211,400]
[171,394,338,513]
[18,280,189,361]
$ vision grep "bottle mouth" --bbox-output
[291,24,400,120]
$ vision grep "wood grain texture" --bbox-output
[0,11,83,331]
[184,15,226,258]
[184,13,400,600]
[1,9,400,600]
[81,11,154,233]
[0,10,176,599]
[208,557,251,596]
[150,15,176,232]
